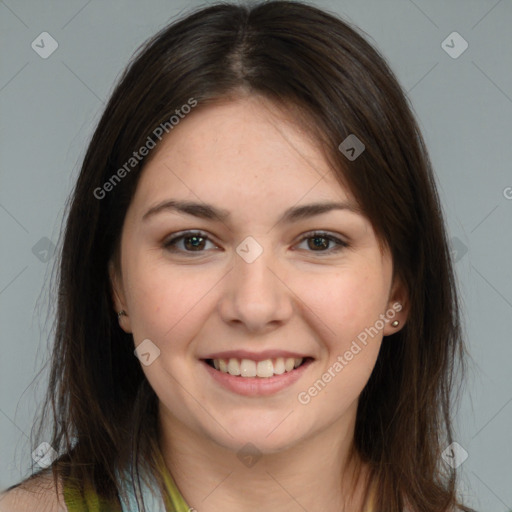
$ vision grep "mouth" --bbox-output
[203,356,314,378]
[201,356,314,396]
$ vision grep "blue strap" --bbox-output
[116,467,168,512]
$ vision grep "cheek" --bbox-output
[293,264,389,345]
[295,269,386,412]
[124,254,218,342]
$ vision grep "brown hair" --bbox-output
[13,1,474,510]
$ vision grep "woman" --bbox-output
[0,1,474,511]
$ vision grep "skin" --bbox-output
[110,95,409,512]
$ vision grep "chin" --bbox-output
[202,417,308,455]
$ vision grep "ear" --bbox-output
[383,274,409,336]
[108,259,132,333]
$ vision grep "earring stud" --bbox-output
[391,320,399,327]
[118,310,127,320]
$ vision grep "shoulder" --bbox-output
[0,472,67,512]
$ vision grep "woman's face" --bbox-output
[110,95,407,454]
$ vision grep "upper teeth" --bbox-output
[212,357,303,378]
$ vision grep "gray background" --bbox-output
[1,0,511,510]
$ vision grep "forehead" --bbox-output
[132,96,355,214]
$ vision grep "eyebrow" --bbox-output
[142,199,362,224]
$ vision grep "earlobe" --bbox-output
[383,302,406,336]
[384,277,409,336]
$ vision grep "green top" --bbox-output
[62,457,191,512]
[63,458,376,511]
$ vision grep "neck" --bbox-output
[157,401,372,512]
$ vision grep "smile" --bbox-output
[206,357,306,378]
[201,356,314,397]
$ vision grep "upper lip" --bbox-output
[201,350,313,362]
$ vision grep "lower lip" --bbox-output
[202,359,313,397]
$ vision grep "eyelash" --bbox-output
[162,230,348,256]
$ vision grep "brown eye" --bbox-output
[296,232,348,254]
[307,235,329,251]
[163,231,217,253]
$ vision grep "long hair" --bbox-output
[18,1,473,510]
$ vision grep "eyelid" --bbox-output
[294,230,349,254]
[297,230,348,244]
[163,230,219,252]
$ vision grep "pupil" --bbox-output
[310,236,327,250]
[185,236,204,250]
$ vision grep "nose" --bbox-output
[217,242,294,334]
